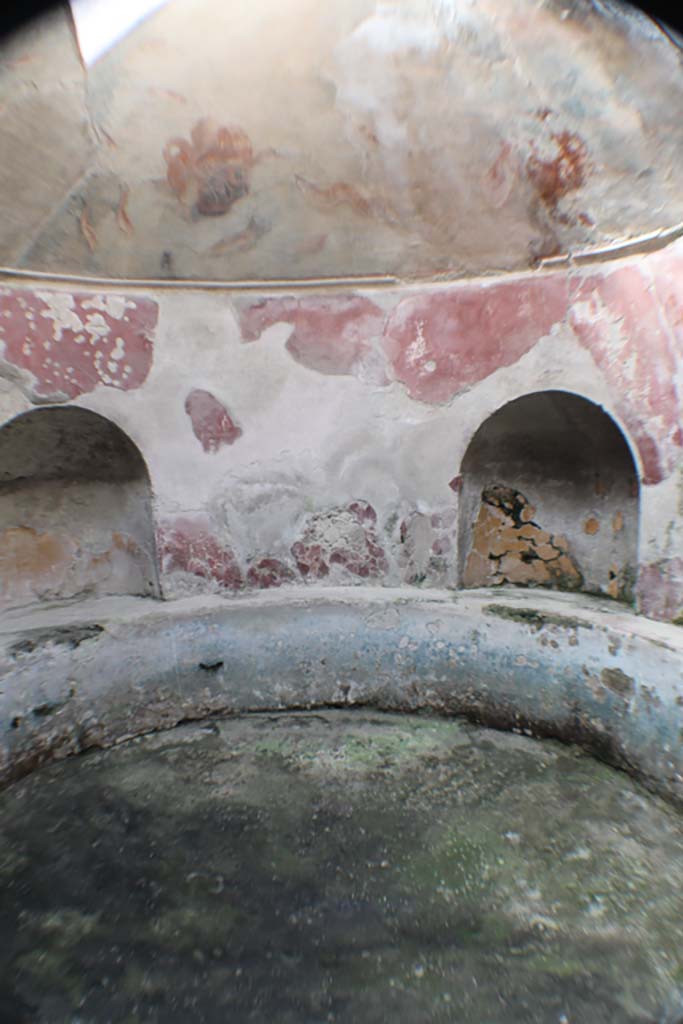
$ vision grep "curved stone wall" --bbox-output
[1,2,682,817]
[2,588,683,805]
[2,236,683,619]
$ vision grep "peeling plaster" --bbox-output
[1,241,683,620]
[0,287,157,400]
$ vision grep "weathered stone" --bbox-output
[464,485,582,594]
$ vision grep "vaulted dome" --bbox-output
[1,0,682,282]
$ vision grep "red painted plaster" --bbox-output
[526,130,589,214]
[292,501,388,580]
[0,288,157,399]
[291,541,329,579]
[238,295,387,380]
[648,246,683,349]
[383,275,567,403]
[246,557,296,589]
[158,517,242,590]
[185,389,242,452]
[569,264,682,485]
[636,559,683,622]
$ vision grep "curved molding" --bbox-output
[0,268,399,291]
[2,587,683,801]
[1,222,683,292]
[538,220,683,267]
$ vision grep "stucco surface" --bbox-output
[0,1,682,613]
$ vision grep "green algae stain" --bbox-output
[483,603,591,631]
[2,710,683,1023]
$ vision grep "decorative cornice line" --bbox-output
[538,220,683,268]
[0,220,682,292]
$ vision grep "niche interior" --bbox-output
[458,391,639,602]
[0,407,160,609]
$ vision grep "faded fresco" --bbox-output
[0,0,682,280]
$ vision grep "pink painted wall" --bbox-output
[1,238,682,620]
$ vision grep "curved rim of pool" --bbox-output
[1,585,683,802]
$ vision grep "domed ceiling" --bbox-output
[0,0,682,281]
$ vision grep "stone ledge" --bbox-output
[1,587,682,802]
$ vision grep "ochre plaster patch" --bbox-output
[463,485,582,591]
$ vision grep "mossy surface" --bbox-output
[1,710,683,1022]
[483,602,590,631]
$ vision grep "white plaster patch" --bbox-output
[215,467,313,558]
[36,292,84,342]
[343,7,440,58]
[81,295,132,321]
[352,343,390,387]
[85,313,112,345]
[406,320,428,367]
[110,337,126,361]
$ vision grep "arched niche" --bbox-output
[458,391,639,603]
[0,407,160,609]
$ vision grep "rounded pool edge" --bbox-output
[1,586,683,802]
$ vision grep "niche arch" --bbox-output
[458,390,640,602]
[0,406,160,609]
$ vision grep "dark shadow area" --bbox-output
[0,0,66,39]
[0,405,149,485]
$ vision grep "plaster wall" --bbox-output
[0,237,682,620]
